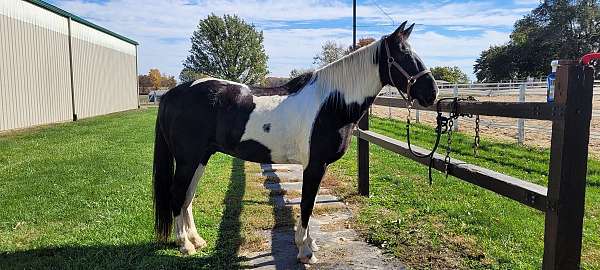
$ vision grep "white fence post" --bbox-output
[517,83,526,144]
[415,108,420,123]
[453,85,459,131]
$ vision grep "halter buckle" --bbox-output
[408,77,417,85]
[387,57,395,64]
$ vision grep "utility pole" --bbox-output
[353,0,357,50]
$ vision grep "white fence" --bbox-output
[378,80,600,144]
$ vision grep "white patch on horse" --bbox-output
[176,164,206,254]
[295,219,318,264]
[239,41,384,167]
[240,85,323,166]
[191,77,249,89]
[184,164,206,249]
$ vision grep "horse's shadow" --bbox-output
[238,164,300,270]
[0,158,248,270]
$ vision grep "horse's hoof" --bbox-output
[298,253,318,264]
[180,241,197,255]
[189,234,207,249]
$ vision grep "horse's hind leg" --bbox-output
[182,162,208,249]
[172,152,211,255]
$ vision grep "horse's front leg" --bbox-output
[295,161,326,264]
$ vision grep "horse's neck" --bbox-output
[313,41,383,124]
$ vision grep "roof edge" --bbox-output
[26,0,139,46]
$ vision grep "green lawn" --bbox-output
[329,116,600,269]
[0,108,276,269]
[1,108,598,269]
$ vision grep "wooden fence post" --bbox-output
[453,85,459,131]
[542,61,594,269]
[517,83,526,144]
[358,113,369,196]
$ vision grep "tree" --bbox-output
[138,75,152,88]
[289,68,314,79]
[313,41,346,67]
[474,0,600,81]
[346,37,376,53]
[160,75,177,88]
[149,69,162,89]
[179,68,208,83]
[430,66,469,83]
[182,14,268,85]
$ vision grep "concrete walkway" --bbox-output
[242,164,404,270]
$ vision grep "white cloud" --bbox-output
[513,0,541,5]
[52,0,529,80]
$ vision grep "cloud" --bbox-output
[50,0,530,80]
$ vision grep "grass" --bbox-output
[1,108,598,269]
[328,116,600,269]
[0,108,283,269]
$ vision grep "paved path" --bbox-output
[242,164,404,270]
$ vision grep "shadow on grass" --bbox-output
[240,164,299,269]
[0,158,247,270]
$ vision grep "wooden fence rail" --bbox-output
[356,60,594,269]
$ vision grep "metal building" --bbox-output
[0,0,138,132]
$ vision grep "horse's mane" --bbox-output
[313,39,382,103]
[250,73,313,96]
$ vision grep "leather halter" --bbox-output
[383,36,431,102]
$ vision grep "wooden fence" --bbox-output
[378,80,600,144]
[356,60,594,269]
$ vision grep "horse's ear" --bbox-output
[403,23,415,39]
[391,21,407,39]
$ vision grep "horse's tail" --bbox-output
[153,112,174,242]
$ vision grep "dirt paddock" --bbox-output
[371,92,600,157]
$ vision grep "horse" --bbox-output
[152,21,438,264]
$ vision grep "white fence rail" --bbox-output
[378,80,600,144]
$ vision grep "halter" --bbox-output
[383,36,431,103]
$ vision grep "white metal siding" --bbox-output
[0,0,138,131]
[0,1,72,131]
[71,21,137,119]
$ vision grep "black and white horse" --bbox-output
[153,22,438,263]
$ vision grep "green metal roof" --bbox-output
[26,0,139,45]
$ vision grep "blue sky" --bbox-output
[48,0,541,80]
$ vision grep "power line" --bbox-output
[372,0,395,25]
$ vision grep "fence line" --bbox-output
[378,80,600,145]
[358,61,595,268]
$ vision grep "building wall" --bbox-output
[0,0,73,131]
[0,0,138,132]
[71,21,137,119]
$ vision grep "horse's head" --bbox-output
[379,21,438,107]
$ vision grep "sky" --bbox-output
[47,0,542,81]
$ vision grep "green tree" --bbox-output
[179,68,208,83]
[160,75,177,88]
[474,0,600,81]
[182,14,268,84]
[313,41,346,67]
[430,66,469,83]
[289,68,314,79]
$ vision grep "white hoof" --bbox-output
[189,233,207,249]
[179,240,197,255]
[298,252,318,264]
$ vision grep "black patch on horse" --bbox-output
[250,72,313,96]
[262,123,271,133]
